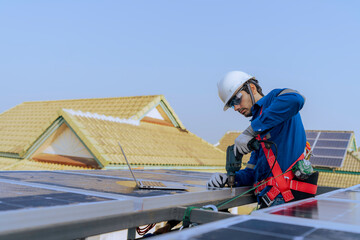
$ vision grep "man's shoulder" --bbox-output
[266,88,286,97]
[262,88,286,102]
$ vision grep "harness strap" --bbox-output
[256,135,296,202]
[254,175,317,195]
[290,180,317,194]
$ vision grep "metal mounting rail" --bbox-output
[0,192,256,240]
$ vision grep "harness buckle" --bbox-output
[262,194,275,207]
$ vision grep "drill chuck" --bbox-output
[228,175,235,188]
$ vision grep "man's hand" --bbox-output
[234,125,256,155]
[207,173,228,188]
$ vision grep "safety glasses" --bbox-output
[229,91,243,109]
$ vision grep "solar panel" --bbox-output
[252,185,360,225]
[305,130,352,168]
[152,185,360,240]
[0,181,113,211]
[0,170,255,240]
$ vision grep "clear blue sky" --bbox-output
[0,1,359,145]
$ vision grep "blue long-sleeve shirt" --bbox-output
[235,88,306,186]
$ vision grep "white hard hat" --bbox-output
[217,71,254,111]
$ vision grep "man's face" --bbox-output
[232,90,253,117]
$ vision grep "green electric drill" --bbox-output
[226,138,261,188]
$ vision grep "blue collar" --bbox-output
[250,97,265,120]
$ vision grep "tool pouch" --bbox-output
[291,171,319,201]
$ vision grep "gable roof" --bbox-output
[0,95,226,170]
[56,109,225,168]
[0,95,184,158]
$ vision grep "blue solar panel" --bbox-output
[305,131,352,168]
[0,181,113,212]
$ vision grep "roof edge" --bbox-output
[0,152,21,159]
[22,117,65,158]
[59,109,107,168]
[20,95,162,105]
[135,95,185,129]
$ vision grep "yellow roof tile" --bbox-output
[335,151,360,172]
[61,110,225,167]
[0,157,21,170]
[1,159,93,171]
[0,95,183,156]
[318,171,360,188]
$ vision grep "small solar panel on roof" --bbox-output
[305,131,352,168]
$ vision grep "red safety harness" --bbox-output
[253,108,317,206]
[253,135,318,206]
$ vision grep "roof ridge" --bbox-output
[21,95,162,104]
[62,109,140,126]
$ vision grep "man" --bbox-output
[208,71,318,208]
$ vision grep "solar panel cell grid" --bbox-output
[0,182,113,212]
[306,132,319,139]
[310,156,343,167]
[312,148,346,157]
[319,132,351,140]
[315,140,349,148]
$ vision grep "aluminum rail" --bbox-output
[0,186,331,240]
[0,190,256,240]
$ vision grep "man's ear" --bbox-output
[250,83,258,94]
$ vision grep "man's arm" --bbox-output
[251,89,305,133]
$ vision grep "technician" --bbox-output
[208,71,318,208]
